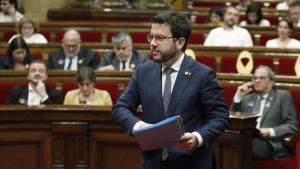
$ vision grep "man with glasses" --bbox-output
[48,29,99,70]
[204,6,253,47]
[112,11,230,169]
[6,60,60,105]
[97,32,147,71]
[231,65,297,160]
[0,0,23,22]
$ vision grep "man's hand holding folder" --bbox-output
[132,116,186,151]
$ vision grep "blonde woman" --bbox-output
[8,16,48,44]
[63,66,113,106]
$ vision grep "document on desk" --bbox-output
[133,115,185,151]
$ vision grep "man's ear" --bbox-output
[176,37,185,50]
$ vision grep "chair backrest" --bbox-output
[3,31,16,42]
[189,32,204,44]
[196,55,216,70]
[0,81,25,104]
[220,56,238,73]
[221,83,239,108]
[278,57,297,76]
[259,34,277,46]
[55,31,102,42]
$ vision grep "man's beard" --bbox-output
[152,45,177,64]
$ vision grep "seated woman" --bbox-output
[63,66,113,106]
[266,18,300,48]
[8,16,48,44]
[0,36,35,70]
[206,6,224,26]
[240,2,270,27]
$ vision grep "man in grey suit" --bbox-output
[97,32,148,71]
[231,65,298,160]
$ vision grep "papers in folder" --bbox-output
[132,115,185,151]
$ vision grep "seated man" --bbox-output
[204,6,253,47]
[0,0,23,22]
[97,32,148,71]
[230,65,298,160]
[48,29,99,70]
[6,60,60,105]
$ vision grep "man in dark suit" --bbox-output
[231,65,298,160]
[7,60,60,105]
[112,11,230,169]
[97,32,148,71]
[48,29,99,70]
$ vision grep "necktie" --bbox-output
[163,68,174,115]
[122,61,126,70]
[67,57,73,70]
[252,96,263,114]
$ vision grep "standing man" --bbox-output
[204,7,253,47]
[112,11,230,169]
[48,29,99,70]
[97,32,148,71]
[6,60,60,105]
[231,65,297,160]
[0,0,23,22]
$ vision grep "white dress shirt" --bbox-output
[8,33,48,44]
[27,84,48,106]
[0,11,23,22]
[204,25,253,47]
[118,53,132,71]
[64,55,78,70]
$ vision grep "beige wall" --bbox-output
[23,0,70,22]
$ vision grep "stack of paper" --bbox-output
[133,115,185,151]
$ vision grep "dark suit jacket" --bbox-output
[112,55,230,169]
[6,84,61,104]
[47,47,99,69]
[231,89,298,159]
[98,48,148,70]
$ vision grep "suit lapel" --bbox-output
[167,56,193,116]
[57,50,66,69]
[19,85,29,104]
[260,89,275,124]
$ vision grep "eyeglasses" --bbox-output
[252,76,268,81]
[147,34,176,44]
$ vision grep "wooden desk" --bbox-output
[0,105,257,169]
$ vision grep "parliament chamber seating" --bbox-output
[259,34,278,46]
[62,81,120,104]
[219,55,274,73]
[55,30,102,42]
[196,55,216,70]
[278,57,297,76]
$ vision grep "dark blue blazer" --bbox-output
[112,55,230,169]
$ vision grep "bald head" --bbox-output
[62,29,81,57]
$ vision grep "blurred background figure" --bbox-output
[204,7,253,47]
[240,3,270,27]
[289,1,300,27]
[6,60,61,105]
[277,0,297,10]
[63,66,112,105]
[0,36,35,70]
[236,0,253,10]
[48,29,99,70]
[8,17,48,44]
[0,0,23,22]
[97,32,148,71]
[266,18,300,48]
[207,6,224,26]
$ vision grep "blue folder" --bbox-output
[133,115,185,151]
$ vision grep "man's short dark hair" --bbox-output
[151,11,191,52]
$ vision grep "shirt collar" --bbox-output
[161,53,185,73]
